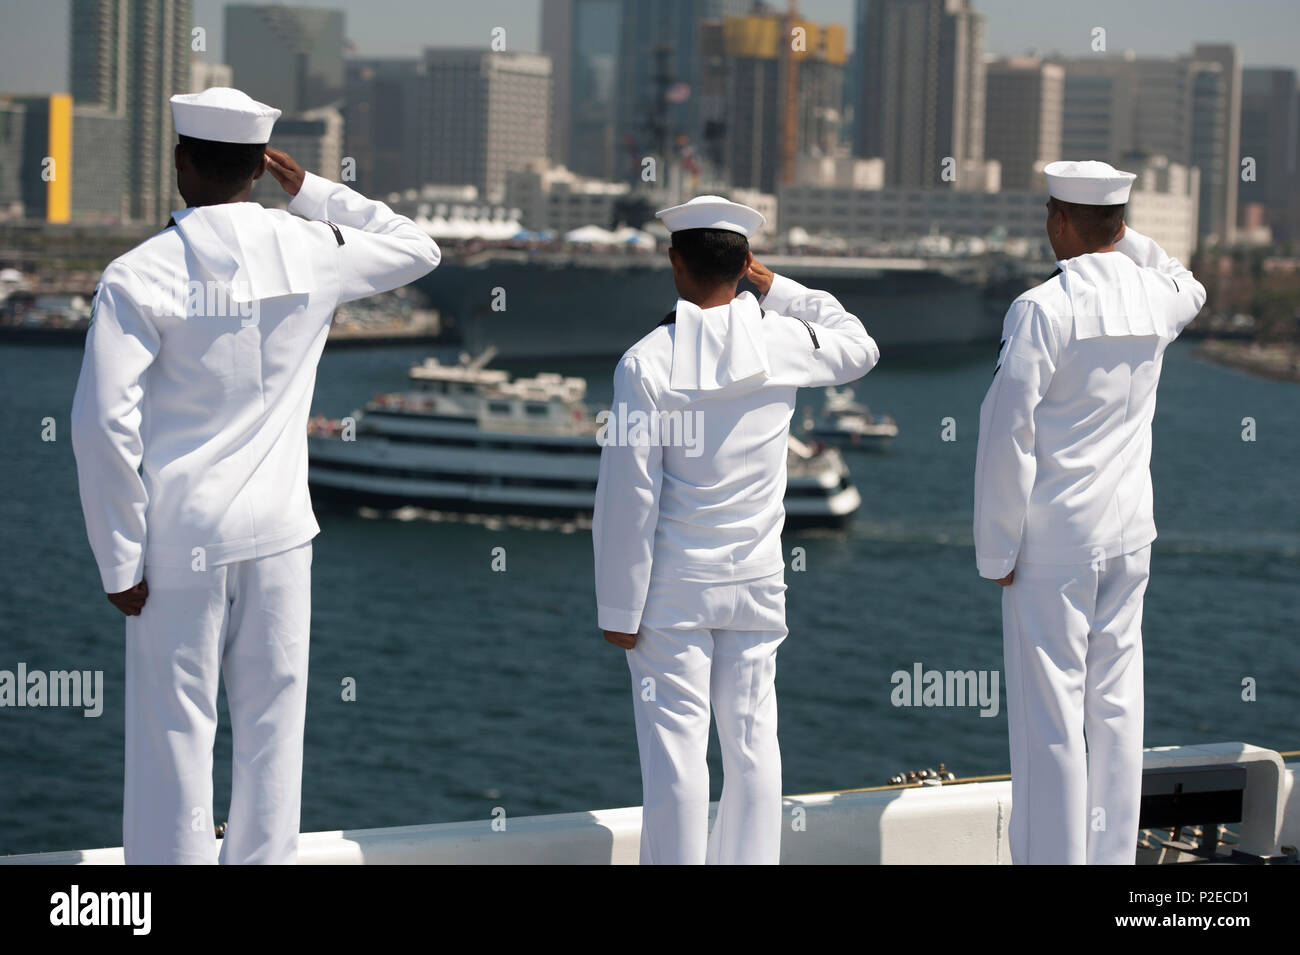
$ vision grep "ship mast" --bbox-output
[780,0,801,187]
[650,43,683,206]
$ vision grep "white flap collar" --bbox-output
[171,203,312,303]
[668,292,771,392]
[1058,251,1172,340]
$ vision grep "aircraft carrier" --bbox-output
[416,248,1047,361]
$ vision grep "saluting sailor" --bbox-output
[593,196,880,864]
[70,87,441,864]
[974,161,1206,865]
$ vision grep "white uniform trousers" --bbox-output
[1002,544,1151,865]
[124,542,312,864]
[625,572,788,865]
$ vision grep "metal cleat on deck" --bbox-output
[1135,743,1296,864]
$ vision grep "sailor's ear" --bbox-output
[252,152,267,181]
[1046,200,1064,238]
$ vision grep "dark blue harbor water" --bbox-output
[1,339,1297,856]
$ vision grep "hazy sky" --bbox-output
[1,0,1297,95]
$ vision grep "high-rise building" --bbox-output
[70,1,127,112]
[1189,44,1241,247]
[1239,67,1297,242]
[0,101,23,218]
[417,49,552,199]
[1057,58,1135,161]
[699,13,847,194]
[984,57,1063,191]
[72,106,132,222]
[853,0,989,189]
[191,61,233,93]
[2,94,130,224]
[70,0,192,223]
[541,0,621,181]
[223,5,345,115]
[541,0,574,170]
[1057,46,1241,246]
[10,95,73,223]
[1123,153,1200,263]
[848,0,869,148]
[271,106,343,181]
[344,58,426,196]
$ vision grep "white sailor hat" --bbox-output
[170,87,281,144]
[655,195,766,237]
[1044,160,1136,206]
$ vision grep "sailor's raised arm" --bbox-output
[973,299,1060,581]
[280,159,441,305]
[71,264,160,596]
[1114,224,1207,334]
[758,270,880,387]
[592,355,664,639]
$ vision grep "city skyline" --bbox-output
[1,0,1294,252]
[1,0,1299,95]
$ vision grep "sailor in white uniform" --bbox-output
[70,87,441,864]
[593,196,879,864]
[974,161,1206,864]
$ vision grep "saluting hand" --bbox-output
[264,147,305,197]
[746,260,774,297]
[604,630,637,650]
[108,579,148,616]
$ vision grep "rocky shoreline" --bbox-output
[1196,339,1300,383]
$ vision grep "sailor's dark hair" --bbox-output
[1048,196,1126,248]
[670,227,750,285]
[177,134,266,185]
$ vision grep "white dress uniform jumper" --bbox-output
[974,162,1206,864]
[594,196,880,864]
[71,88,441,864]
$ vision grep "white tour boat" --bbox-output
[800,385,899,450]
[307,351,862,529]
